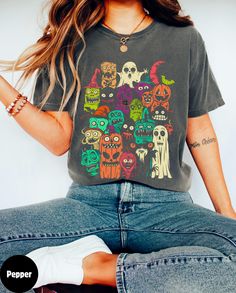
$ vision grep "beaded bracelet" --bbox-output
[5,93,23,114]
[9,96,28,117]
[5,94,28,117]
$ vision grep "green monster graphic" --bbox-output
[89,117,109,133]
[134,108,155,144]
[84,68,101,113]
[108,110,125,133]
[129,98,144,122]
[84,88,100,113]
[81,149,100,176]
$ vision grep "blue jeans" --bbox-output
[0,180,236,292]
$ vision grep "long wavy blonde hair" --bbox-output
[0,0,193,123]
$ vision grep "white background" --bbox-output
[0,0,235,210]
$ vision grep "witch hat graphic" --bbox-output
[93,105,110,117]
[141,72,154,85]
[84,68,101,88]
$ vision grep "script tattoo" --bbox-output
[202,137,217,145]
[189,136,217,149]
[189,141,201,149]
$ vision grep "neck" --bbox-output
[102,0,153,34]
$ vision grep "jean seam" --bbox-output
[123,255,232,269]
[127,228,236,248]
[0,226,120,244]
[117,209,127,249]
[133,199,193,203]
[116,252,129,293]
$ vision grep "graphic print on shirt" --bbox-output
[99,133,122,179]
[80,60,175,180]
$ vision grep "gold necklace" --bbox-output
[102,11,149,53]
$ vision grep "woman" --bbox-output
[0,0,236,292]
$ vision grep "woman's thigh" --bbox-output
[117,245,236,293]
[125,197,236,256]
[0,196,121,265]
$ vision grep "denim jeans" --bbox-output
[0,180,236,293]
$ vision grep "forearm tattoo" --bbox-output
[188,136,217,149]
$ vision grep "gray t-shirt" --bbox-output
[33,18,225,192]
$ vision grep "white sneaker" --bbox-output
[26,234,112,289]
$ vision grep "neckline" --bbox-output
[96,18,158,39]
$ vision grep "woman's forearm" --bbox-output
[186,114,234,214]
[0,75,71,155]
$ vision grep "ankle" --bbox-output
[82,252,118,286]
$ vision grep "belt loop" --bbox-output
[131,181,135,202]
[116,181,121,201]
[122,181,128,202]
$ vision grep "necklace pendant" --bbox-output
[120,44,128,52]
[120,36,129,53]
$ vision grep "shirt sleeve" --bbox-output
[32,64,69,112]
[188,27,225,118]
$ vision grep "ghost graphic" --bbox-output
[117,62,148,88]
[151,125,172,179]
